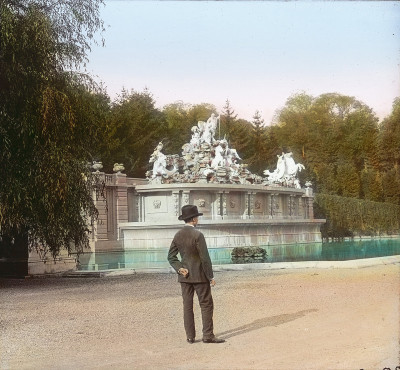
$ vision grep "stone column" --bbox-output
[115,173,128,240]
[105,187,115,240]
[172,190,180,218]
[247,191,256,219]
[222,192,228,218]
[244,192,249,219]
[288,195,295,217]
[95,172,108,243]
[304,183,314,220]
[214,191,223,220]
[307,196,314,220]
[271,193,281,218]
[138,193,145,222]
[132,192,140,222]
[294,195,301,218]
[298,195,305,219]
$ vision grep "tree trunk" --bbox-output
[0,231,29,277]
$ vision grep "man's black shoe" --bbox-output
[202,337,225,343]
[187,338,195,344]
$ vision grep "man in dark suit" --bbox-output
[168,204,225,344]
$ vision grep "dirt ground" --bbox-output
[1,263,399,370]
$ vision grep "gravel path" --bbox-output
[1,264,399,370]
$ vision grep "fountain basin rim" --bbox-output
[119,218,326,230]
[74,255,400,277]
[135,182,306,194]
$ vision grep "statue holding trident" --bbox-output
[201,113,220,145]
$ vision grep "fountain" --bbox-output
[89,113,325,265]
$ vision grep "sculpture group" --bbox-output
[263,152,305,188]
[146,113,305,188]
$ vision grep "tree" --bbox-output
[272,92,317,183]
[162,102,216,155]
[272,92,380,197]
[378,98,400,171]
[229,118,252,163]
[382,169,400,205]
[186,103,216,127]
[220,99,237,141]
[101,89,168,177]
[162,102,191,154]
[336,162,360,198]
[0,0,106,260]
[246,111,268,174]
[361,169,383,202]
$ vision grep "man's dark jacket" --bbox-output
[168,225,214,283]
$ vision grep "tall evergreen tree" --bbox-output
[229,118,252,163]
[220,99,237,142]
[246,110,267,174]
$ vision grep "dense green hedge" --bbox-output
[314,193,400,240]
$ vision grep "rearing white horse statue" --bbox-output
[283,152,305,177]
[263,152,304,186]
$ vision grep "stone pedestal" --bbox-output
[91,178,325,254]
[115,182,324,250]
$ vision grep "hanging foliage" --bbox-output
[0,0,107,259]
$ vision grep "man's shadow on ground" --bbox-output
[217,309,318,340]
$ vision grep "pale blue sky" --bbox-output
[87,1,400,124]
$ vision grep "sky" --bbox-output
[86,1,400,124]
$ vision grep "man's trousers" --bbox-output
[180,282,214,340]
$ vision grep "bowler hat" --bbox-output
[178,205,203,221]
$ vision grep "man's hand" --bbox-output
[178,268,189,278]
[210,279,216,287]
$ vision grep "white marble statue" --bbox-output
[211,139,228,169]
[145,112,305,187]
[193,113,220,146]
[263,154,285,182]
[182,143,192,156]
[263,152,304,186]
[283,152,305,177]
[202,113,219,145]
[226,148,241,166]
[189,126,201,148]
[149,142,167,178]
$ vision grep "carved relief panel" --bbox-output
[253,193,267,217]
[145,194,168,214]
[226,191,243,217]
[193,191,212,218]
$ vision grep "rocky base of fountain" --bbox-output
[231,246,267,264]
[147,113,305,188]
